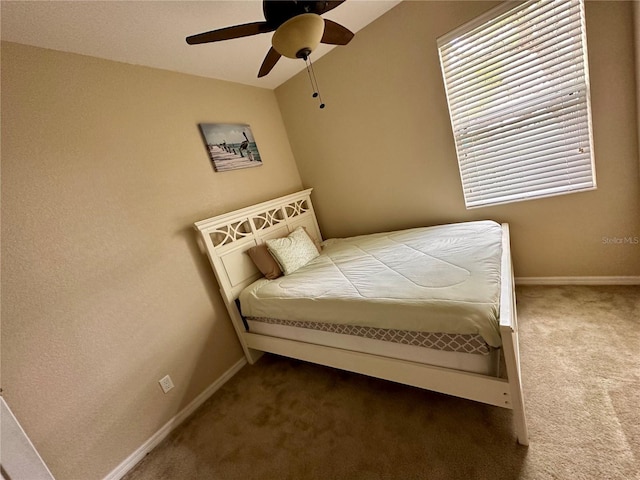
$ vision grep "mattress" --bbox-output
[239,220,503,347]
[247,316,492,354]
[246,317,501,376]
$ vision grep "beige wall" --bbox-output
[635,1,640,178]
[276,0,640,277]
[1,42,302,479]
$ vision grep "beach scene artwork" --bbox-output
[199,123,263,172]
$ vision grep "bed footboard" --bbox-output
[499,223,529,445]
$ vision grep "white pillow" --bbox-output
[266,226,320,275]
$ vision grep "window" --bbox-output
[438,0,595,208]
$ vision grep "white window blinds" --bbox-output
[437,0,596,208]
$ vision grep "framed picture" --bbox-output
[199,123,263,172]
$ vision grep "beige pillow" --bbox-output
[266,226,320,275]
[247,244,282,279]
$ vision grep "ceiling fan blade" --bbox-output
[258,47,282,77]
[186,21,275,45]
[321,19,354,45]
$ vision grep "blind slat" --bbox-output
[461,143,592,171]
[459,106,587,146]
[465,175,595,202]
[458,118,591,163]
[463,159,593,189]
[442,12,582,89]
[451,76,586,123]
[447,47,585,108]
[439,0,572,55]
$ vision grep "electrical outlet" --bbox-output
[158,374,174,394]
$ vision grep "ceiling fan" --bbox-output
[186,1,355,78]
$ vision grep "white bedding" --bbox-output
[239,221,503,347]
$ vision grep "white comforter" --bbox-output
[239,221,503,347]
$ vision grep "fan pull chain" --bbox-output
[305,55,325,109]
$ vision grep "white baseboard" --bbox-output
[515,276,640,285]
[104,357,247,480]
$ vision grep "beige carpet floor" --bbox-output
[123,286,639,480]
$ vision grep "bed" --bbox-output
[194,189,528,445]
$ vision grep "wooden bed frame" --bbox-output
[194,189,529,445]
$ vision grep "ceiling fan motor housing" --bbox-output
[271,13,325,59]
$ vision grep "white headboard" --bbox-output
[194,189,322,303]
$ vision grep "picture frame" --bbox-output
[199,123,263,172]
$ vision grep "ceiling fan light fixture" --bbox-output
[272,13,325,59]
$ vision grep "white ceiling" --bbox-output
[0,0,401,89]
